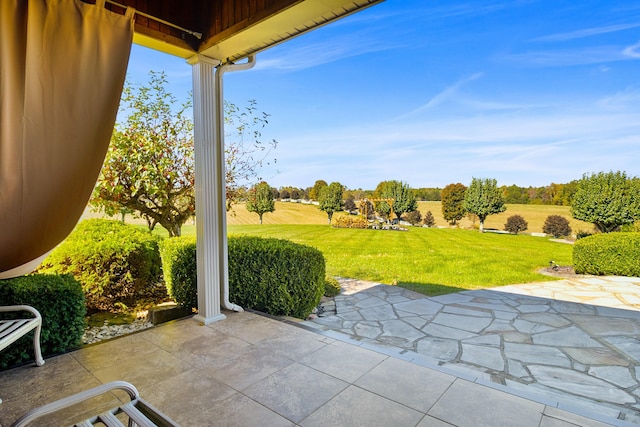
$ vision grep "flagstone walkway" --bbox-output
[304,276,640,424]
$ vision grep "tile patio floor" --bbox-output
[0,308,633,426]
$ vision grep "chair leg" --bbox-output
[33,323,44,366]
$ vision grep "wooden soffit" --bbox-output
[103,0,384,62]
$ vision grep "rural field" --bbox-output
[85,201,579,296]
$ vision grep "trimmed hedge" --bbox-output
[159,236,197,311]
[160,236,326,318]
[38,219,163,313]
[573,232,640,276]
[0,274,85,369]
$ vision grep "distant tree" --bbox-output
[344,195,357,212]
[246,181,275,224]
[501,185,530,204]
[504,215,528,234]
[280,188,291,199]
[463,177,506,232]
[413,188,442,201]
[543,215,572,238]
[374,180,417,221]
[318,182,344,224]
[290,188,300,200]
[441,183,467,226]
[571,171,640,232]
[271,187,280,200]
[423,211,436,227]
[309,180,328,201]
[405,210,422,226]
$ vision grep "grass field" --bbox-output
[225,225,572,296]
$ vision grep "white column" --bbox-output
[189,55,226,325]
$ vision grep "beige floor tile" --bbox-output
[355,357,456,413]
[299,385,424,427]
[299,340,387,382]
[428,379,545,427]
[244,362,348,423]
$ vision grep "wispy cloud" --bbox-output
[623,40,640,57]
[395,73,483,120]
[532,22,640,42]
[499,45,638,67]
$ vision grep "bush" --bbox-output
[423,211,436,227]
[504,215,528,234]
[38,219,163,313]
[543,215,572,238]
[576,230,594,240]
[229,236,325,318]
[621,221,640,232]
[333,216,368,229]
[405,210,422,226]
[159,236,197,311]
[573,232,640,276]
[324,277,341,297]
[159,236,326,319]
[0,274,85,369]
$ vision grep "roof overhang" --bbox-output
[104,0,384,61]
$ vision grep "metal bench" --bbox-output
[0,305,45,367]
[11,381,180,427]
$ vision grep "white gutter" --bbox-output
[214,55,257,312]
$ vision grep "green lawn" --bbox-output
[224,225,572,296]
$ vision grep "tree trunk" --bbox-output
[259,214,263,224]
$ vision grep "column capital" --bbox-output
[187,54,221,67]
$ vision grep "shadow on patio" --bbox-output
[0,310,625,427]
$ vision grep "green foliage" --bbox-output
[158,236,198,310]
[319,182,344,223]
[374,180,417,220]
[621,222,640,232]
[0,274,85,369]
[228,237,325,318]
[405,210,422,226]
[309,180,328,201]
[543,215,572,238]
[504,215,528,234]
[413,188,442,201]
[246,181,276,224]
[92,71,195,237]
[573,233,640,276]
[324,277,341,297]
[344,195,357,212]
[463,177,506,232]
[38,219,163,313]
[571,171,640,233]
[441,183,467,225]
[423,211,436,227]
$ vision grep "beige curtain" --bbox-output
[0,0,134,277]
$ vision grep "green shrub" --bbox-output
[573,232,640,276]
[228,236,325,318]
[621,221,640,232]
[504,215,528,234]
[37,219,163,313]
[159,236,197,310]
[324,277,341,297]
[0,274,85,369]
[404,210,422,226]
[543,215,572,238]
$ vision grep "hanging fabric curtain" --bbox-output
[0,0,134,277]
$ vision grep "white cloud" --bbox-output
[623,40,640,58]
[499,46,637,67]
[532,23,640,42]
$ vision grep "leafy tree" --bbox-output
[405,210,422,226]
[543,215,572,238]
[309,180,328,201]
[92,71,194,237]
[92,72,276,236]
[246,181,275,224]
[224,100,277,208]
[290,188,301,200]
[441,183,467,226]
[463,177,506,232]
[344,195,357,212]
[280,188,291,199]
[504,215,528,234]
[501,184,530,204]
[423,211,436,227]
[571,171,640,232]
[374,180,417,221]
[318,182,344,224]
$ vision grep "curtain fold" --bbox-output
[0,0,134,277]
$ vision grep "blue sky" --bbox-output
[125,0,640,191]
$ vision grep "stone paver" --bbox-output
[305,276,640,424]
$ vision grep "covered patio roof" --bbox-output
[99,0,384,61]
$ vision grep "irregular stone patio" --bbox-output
[305,276,640,424]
